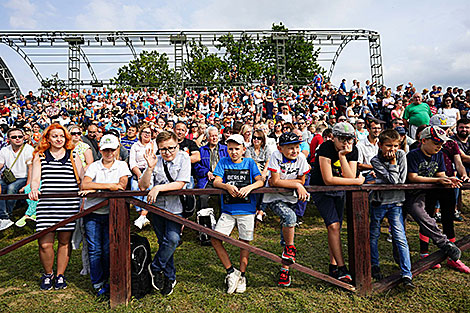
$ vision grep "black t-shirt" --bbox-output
[179,138,199,176]
[310,140,359,186]
[406,148,446,179]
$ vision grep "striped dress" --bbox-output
[36,149,80,232]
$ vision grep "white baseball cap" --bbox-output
[99,134,120,150]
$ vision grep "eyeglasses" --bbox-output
[141,131,151,135]
[253,136,263,141]
[159,145,178,154]
[70,132,81,136]
[10,135,24,140]
[337,136,354,143]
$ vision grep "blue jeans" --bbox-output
[84,213,110,289]
[0,177,27,219]
[149,212,181,281]
[370,203,412,278]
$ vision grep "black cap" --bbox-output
[279,132,302,146]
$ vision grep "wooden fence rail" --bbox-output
[0,183,469,308]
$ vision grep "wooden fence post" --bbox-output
[346,190,372,295]
[109,197,131,308]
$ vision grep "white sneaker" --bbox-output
[225,268,241,294]
[134,215,147,229]
[236,275,246,293]
[0,219,14,231]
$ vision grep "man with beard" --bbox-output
[357,118,383,182]
[452,118,470,173]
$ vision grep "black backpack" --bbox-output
[130,233,152,299]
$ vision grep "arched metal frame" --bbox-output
[0,29,384,92]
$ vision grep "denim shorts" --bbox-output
[265,200,297,227]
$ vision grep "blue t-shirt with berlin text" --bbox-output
[213,157,261,215]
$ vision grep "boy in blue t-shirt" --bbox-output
[212,134,264,294]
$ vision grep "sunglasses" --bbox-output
[70,132,81,136]
[10,135,24,139]
[253,136,263,141]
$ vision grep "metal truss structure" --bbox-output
[0,29,384,96]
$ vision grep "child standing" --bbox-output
[263,132,310,287]
[405,126,463,267]
[211,134,264,294]
[81,134,131,295]
[369,129,414,288]
[310,122,364,283]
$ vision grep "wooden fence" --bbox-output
[0,184,469,308]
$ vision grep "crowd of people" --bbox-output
[0,77,469,297]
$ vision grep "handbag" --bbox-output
[2,144,25,184]
[162,161,196,218]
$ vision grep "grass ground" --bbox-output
[1,193,470,313]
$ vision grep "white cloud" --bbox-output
[3,0,38,29]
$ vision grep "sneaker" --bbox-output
[236,276,247,293]
[420,253,441,269]
[40,273,54,290]
[148,264,164,291]
[329,266,339,279]
[225,268,241,294]
[54,274,67,290]
[281,245,296,264]
[27,214,37,222]
[161,276,176,296]
[402,277,416,289]
[15,216,28,227]
[0,219,14,231]
[96,283,109,296]
[434,211,442,223]
[278,269,291,287]
[447,259,470,273]
[454,210,464,222]
[371,265,384,281]
[441,242,462,262]
[337,266,352,284]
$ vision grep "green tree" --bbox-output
[259,23,324,86]
[216,33,262,83]
[111,50,176,90]
[183,40,226,87]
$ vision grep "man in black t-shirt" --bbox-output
[175,122,201,188]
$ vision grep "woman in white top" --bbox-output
[129,124,155,227]
[438,97,460,128]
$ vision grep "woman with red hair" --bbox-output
[29,123,83,291]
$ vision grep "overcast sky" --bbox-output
[1,0,469,93]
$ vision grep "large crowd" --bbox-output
[0,76,470,297]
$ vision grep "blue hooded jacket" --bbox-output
[194,143,228,188]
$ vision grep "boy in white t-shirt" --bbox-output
[263,132,310,287]
[81,134,131,296]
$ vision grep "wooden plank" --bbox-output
[346,190,372,295]
[372,234,470,293]
[0,200,109,257]
[109,198,131,308]
[127,198,356,292]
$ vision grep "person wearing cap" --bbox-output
[403,93,432,140]
[81,134,131,296]
[310,122,365,283]
[211,133,263,293]
[262,132,310,287]
[405,126,464,268]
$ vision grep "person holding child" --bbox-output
[211,134,264,293]
[310,122,365,283]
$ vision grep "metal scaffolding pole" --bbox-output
[65,37,84,93]
[368,34,384,88]
[273,34,288,89]
[170,34,186,100]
